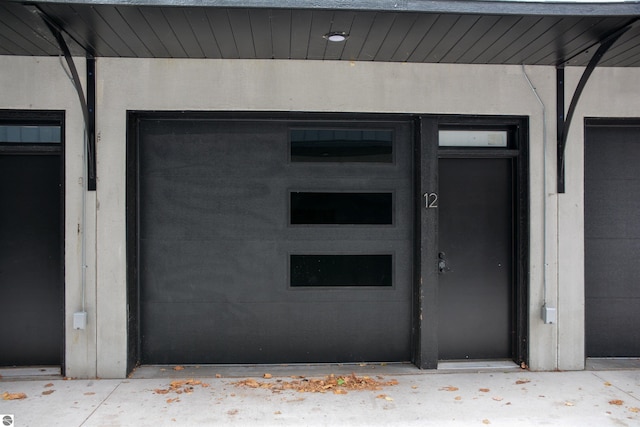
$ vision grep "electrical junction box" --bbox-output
[541,305,557,324]
[73,311,87,330]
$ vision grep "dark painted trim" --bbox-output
[413,116,439,369]
[584,117,640,128]
[516,118,530,367]
[19,0,640,16]
[436,115,530,367]
[438,149,520,159]
[126,111,140,374]
[125,110,414,123]
[0,109,66,372]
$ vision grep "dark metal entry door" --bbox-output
[136,117,413,364]
[0,155,63,366]
[438,158,513,360]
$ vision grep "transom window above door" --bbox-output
[0,125,61,144]
[290,128,394,162]
[439,130,508,147]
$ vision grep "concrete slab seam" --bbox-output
[591,371,640,403]
[78,380,123,426]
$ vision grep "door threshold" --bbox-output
[0,366,62,379]
[437,360,521,372]
[586,357,640,370]
[130,362,419,379]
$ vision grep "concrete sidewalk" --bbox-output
[1,364,639,427]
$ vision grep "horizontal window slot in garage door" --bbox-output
[290,254,393,287]
[290,192,393,225]
[290,128,394,163]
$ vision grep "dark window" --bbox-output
[291,192,392,225]
[291,255,392,287]
[290,129,393,162]
[0,125,61,144]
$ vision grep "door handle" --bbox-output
[438,252,450,274]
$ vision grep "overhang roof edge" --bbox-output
[10,0,640,16]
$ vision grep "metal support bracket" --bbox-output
[556,18,638,193]
[34,7,97,191]
[86,57,97,191]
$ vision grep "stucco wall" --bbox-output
[4,55,638,378]
[558,67,640,370]
[0,56,97,378]
[96,58,556,377]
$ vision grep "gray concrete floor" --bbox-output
[1,363,639,426]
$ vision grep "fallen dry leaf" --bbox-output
[2,392,27,400]
[479,388,490,393]
[215,374,222,378]
[492,396,504,401]
[604,382,612,387]
[515,379,531,385]
[564,401,575,406]
[482,419,491,424]
[454,396,462,401]
[44,383,54,388]
[42,390,55,396]
[173,366,185,371]
[440,386,459,392]
[166,397,180,403]
[227,409,239,415]
[333,389,348,395]
[274,411,282,415]
[629,407,639,413]
[263,373,272,379]
[411,385,418,390]
[609,399,624,406]
[84,392,96,396]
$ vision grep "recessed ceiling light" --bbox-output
[324,32,348,42]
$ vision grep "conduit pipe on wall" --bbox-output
[55,53,90,330]
[36,6,93,329]
[521,65,556,324]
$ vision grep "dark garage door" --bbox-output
[585,121,640,357]
[135,116,413,364]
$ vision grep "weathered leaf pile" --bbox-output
[233,373,398,395]
[154,379,210,395]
